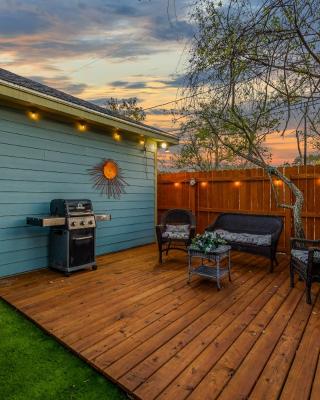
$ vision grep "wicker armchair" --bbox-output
[290,237,320,304]
[156,209,196,263]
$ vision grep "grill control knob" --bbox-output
[88,220,93,225]
[71,221,76,227]
[80,221,85,226]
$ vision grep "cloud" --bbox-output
[29,75,89,95]
[126,82,148,89]
[0,10,50,36]
[150,17,194,41]
[159,74,187,88]
[109,80,147,89]
[108,74,187,91]
[0,0,193,69]
[109,81,129,87]
[110,4,140,17]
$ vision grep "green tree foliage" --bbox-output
[293,152,320,165]
[105,97,146,122]
[174,114,236,170]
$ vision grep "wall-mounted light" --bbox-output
[77,121,87,132]
[161,142,167,149]
[201,182,208,187]
[28,110,39,121]
[139,137,147,153]
[234,181,241,187]
[174,182,181,188]
[113,132,121,141]
[274,179,282,187]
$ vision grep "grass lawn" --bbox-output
[0,300,126,400]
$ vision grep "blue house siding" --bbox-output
[0,106,156,277]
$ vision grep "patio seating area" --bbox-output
[0,244,319,400]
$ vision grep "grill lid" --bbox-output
[50,199,93,217]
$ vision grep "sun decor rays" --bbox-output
[88,159,128,199]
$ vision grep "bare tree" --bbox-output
[184,0,320,238]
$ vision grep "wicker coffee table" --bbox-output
[188,245,232,290]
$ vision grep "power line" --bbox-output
[69,56,106,74]
[143,90,320,115]
[142,88,215,111]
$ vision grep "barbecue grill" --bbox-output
[27,199,111,276]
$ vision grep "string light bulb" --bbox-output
[139,138,145,145]
[77,121,86,132]
[113,132,121,141]
[274,179,282,186]
[28,110,39,121]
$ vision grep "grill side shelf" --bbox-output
[26,217,66,227]
[95,214,112,221]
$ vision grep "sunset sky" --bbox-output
[0,0,305,165]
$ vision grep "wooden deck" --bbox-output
[0,244,319,400]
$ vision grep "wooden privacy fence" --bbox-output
[157,165,320,253]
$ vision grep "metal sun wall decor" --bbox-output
[89,159,128,199]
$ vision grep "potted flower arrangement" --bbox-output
[189,231,227,254]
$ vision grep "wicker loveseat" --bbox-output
[206,213,283,272]
[156,209,196,263]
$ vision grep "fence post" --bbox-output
[187,173,198,232]
[189,179,197,215]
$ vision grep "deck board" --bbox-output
[0,244,319,400]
